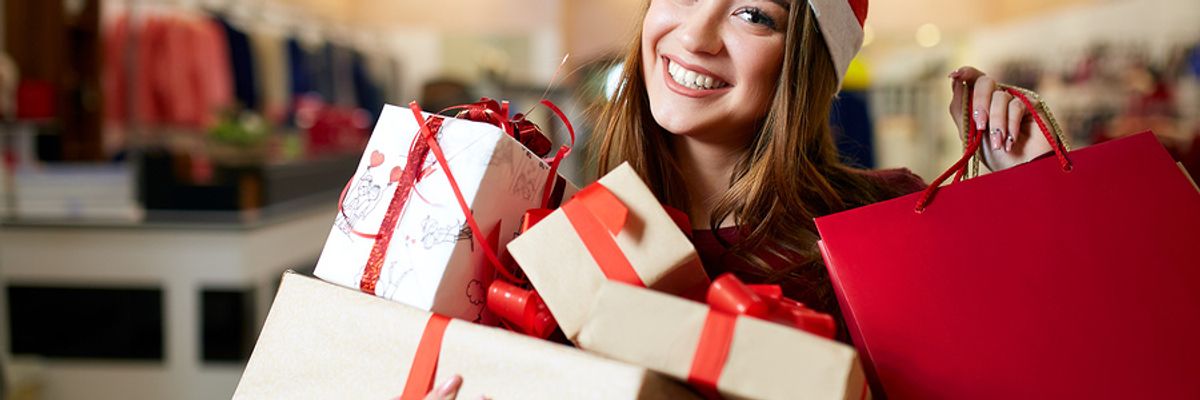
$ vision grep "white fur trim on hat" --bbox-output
[808,0,866,88]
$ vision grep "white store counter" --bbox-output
[0,203,335,400]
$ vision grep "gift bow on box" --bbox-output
[339,99,575,295]
[446,98,573,210]
[689,273,837,398]
[447,98,554,158]
[561,183,647,287]
[561,181,694,286]
[486,187,696,338]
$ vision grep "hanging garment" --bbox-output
[830,90,876,168]
[216,15,258,110]
[250,29,290,123]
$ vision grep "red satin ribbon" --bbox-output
[399,314,451,400]
[689,311,737,398]
[560,183,646,287]
[687,274,838,398]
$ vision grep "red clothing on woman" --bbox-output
[690,168,927,343]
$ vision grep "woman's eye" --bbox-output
[734,7,778,30]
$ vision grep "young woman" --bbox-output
[592,0,1052,339]
[426,0,1054,397]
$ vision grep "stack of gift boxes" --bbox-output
[234,101,871,400]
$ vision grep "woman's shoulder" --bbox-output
[859,167,928,197]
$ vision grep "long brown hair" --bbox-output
[594,3,900,285]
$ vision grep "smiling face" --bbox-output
[642,0,790,143]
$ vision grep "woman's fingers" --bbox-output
[989,89,1013,151]
[1007,97,1028,152]
[424,375,463,400]
[949,66,986,82]
[948,66,986,128]
[972,75,997,135]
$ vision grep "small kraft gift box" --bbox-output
[506,162,711,339]
[234,271,698,400]
[315,101,575,323]
[578,278,871,400]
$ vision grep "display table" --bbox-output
[0,201,336,400]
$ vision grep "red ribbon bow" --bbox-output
[486,189,699,338]
[688,273,837,399]
[705,274,837,338]
[447,98,553,157]
[443,97,575,212]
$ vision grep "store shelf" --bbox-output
[0,198,334,400]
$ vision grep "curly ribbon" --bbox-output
[447,98,552,157]
[442,98,576,211]
[398,314,451,400]
[560,183,647,287]
[687,273,839,398]
[405,103,514,285]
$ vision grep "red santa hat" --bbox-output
[808,0,868,87]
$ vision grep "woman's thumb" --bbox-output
[423,374,463,400]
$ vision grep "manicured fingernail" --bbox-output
[437,375,463,397]
[991,128,1002,150]
[1006,135,1015,152]
[974,110,986,130]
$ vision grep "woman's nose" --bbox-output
[677,2,724,55]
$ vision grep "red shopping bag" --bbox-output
[814,89,1200,399]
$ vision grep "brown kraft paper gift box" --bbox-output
[577,281,871,400]
[234,271,699,400]
[506,162,711,340]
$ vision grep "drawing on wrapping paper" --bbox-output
[420,215,472,250]
[458,224,475,250]
[509,161,542,202]
[374,262,415,300]
[488,136,516,169]
[337,150,403,238]
[467,279,486,323]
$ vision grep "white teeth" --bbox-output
[667,59,727,90]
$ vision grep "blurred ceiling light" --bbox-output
[916,23,941,48]
[862,24,875,47]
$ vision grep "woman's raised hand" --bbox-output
[948,66,1055,171]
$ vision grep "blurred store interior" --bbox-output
[0,0,1197,398]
